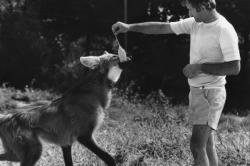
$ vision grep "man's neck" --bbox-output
[203,10,219,23]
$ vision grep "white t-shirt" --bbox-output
[170,15,241,87]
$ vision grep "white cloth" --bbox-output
[118,45,127,62]
[170,16,240,87]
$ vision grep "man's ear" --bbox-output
[200,5,206,11]
[199,3,207,12]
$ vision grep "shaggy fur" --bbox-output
[0,52,123,166]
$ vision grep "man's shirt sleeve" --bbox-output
[220,26,241,62]
[170,17,195,35]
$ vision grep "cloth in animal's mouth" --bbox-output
[118,45,127,62]
[107,65,122,83]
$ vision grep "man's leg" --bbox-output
[206,131,219,166]
[190,125,212,166]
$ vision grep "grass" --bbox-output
[0,86,249,166]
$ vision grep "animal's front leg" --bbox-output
[78,136,116,166]
[61,145,73,166]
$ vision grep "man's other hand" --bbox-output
[183,64,202,78]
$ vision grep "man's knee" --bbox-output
[206,133,216,153]
[190,125,212,153]
[190,137,206,154]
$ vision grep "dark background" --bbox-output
[0,0,249,113]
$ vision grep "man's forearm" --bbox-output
[200,60,240,76]
[128,22,173,34]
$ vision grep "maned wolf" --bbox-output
[0,51,127,166]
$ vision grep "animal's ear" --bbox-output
[80,56,100,69]
[104,50,109,54]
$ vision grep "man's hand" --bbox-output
[183,64,202,78]
[112,21,130,35]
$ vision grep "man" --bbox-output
[112,0,241,166]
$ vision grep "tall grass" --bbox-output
[0,86,249,166]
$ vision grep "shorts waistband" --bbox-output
[190,86,225,90]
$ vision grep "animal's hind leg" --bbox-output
[78,135,116,166]
[0,138,19,162]
[7,162,13,166]
[0,152,19,162]
[0,152,17,166]
[20,147,42,166]
[20,137,42,166]
[61,145,73,166]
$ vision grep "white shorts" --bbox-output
[189,86,226,130]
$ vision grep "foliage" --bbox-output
[0,86,249,165]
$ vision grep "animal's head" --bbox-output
[80,51,127,83]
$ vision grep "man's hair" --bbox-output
[186,0,216,11]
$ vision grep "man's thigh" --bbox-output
[191,125,213,146]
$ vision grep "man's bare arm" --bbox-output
[128,22,174,34]
[183,60,240,78]
[112,21,174,35]
[201,60,240,76]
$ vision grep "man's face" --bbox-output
[186,2,206,22]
